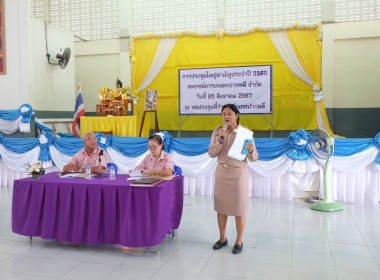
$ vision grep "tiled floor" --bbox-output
[1,187,380,280]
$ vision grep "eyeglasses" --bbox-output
[85,138,97,142]
[148,145,160,150]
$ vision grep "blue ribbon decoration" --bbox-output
[19,104,33,123]
[157,131,173,153]
[0,133,2,159]
[96,133,112,150]
[56,132,75,138]
[374,132,380,149]
[1,137,39,153]
[38,133,54,162]
[172,138,211,156]
[0,109,21,121]
[286,129,313,161]
[374,153,380,164]
[34,118,55,133]
[111,136,148,157]
[255,138,290,161]
[374,133,380,164]
[334,138,375,156]
[53,137,85,156]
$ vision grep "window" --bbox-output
[30,0,380,40]
[225,0,321,31]
[31,0,120,41]
[131,0,218,34]
[335,0,380,22]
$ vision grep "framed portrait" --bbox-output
[0,0,5,75]
[144,90,158,111]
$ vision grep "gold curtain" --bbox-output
[133,29,322,131]
[287,29,333,134]
[131,38,160,97]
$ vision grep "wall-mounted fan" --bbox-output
[309,128,343,212]
[44,21,71,69]
[46,47,71,69]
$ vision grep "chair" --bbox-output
[107,163,118,174]
[173,165,182,176]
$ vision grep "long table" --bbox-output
[12,172,184,247]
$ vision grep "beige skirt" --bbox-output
[214,163,249,216]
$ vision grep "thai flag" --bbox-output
[72,84,85,137]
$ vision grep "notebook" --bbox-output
[130,177,163,187]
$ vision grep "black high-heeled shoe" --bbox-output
[213,238,228,250]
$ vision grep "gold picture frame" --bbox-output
[0,0,5,75]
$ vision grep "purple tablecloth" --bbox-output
[12,172,184,247]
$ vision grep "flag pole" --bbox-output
[72,83,86,137]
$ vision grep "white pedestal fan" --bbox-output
[309,128,343,212]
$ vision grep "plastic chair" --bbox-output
[107,163,118,174]
[173,165,182,176]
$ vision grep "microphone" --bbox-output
[95,149,106,178]
[219,124,227,144]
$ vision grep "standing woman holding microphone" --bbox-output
[208,104,259,254]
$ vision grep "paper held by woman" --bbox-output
[227,126,253,160]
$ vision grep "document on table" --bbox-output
[58,173,81,178]
[227,126,253,161]
[127,169,148,181]
[58,173,96,178]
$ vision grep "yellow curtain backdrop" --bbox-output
[287,29,333,134]
[132,29,322,131]
[79,116,150,137]
[131,38,160,115]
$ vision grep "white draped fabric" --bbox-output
[0,159,59,188]
[268,31,330,132]
[0,117,22,134]
[49,145,75,170]
[318,147,377,173]
[331,162,380,204]
[251,170,319,199]
[137,38,178,92]
[249,156,320,177]
[268,31,314,85]
[19,122,31,133]
[0,145,40,171]
[1,145,379,203]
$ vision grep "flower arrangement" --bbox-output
[26,161,45,178]
[99,79,138,104]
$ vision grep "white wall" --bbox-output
[75,40,122,113]
[0,0,30,109]
[0,0,75,113]
[322,20,380,109]
[74,0,132,114]
[30,18,75,111]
